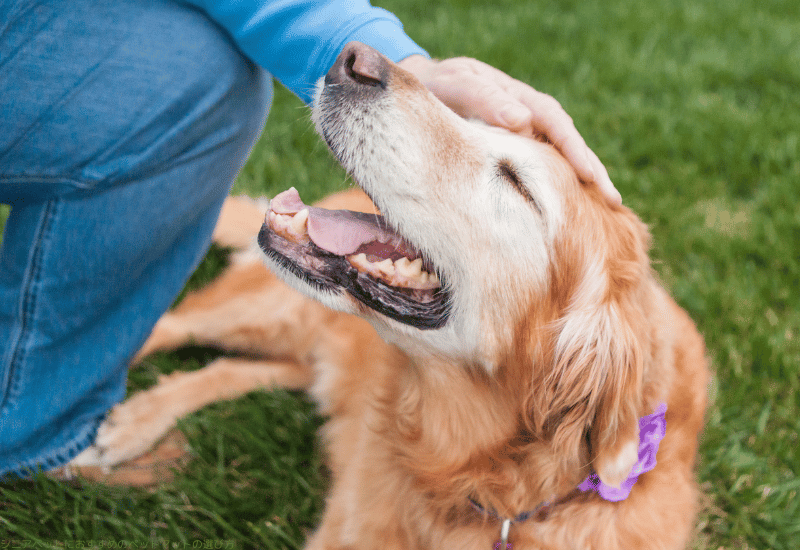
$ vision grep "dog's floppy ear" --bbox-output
[543,209,651,488]
[547,297,644,488]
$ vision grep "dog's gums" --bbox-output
[265,190,440,291]
[259,187,451,329]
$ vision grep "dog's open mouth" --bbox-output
[258,188,450,329]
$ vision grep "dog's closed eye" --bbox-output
[497,159,542,216]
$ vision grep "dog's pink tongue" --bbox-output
[270,187,393,255]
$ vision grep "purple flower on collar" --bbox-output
[578,402,667,502]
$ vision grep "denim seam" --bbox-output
[0,199,59,422]
[0,197,99,479]
[0,174,95,189]
[6,418,100,479]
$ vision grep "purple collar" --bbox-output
[578,402,668,501]
[471,403,667,548]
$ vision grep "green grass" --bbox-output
[1,0,798,548]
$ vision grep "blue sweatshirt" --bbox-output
[183,0,428,104]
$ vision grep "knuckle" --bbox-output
[438,57,482,77]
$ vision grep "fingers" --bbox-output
[435,59,536,135]
[586,147,622,206]
[399,55,623,205]
[513,88,620,205]
[465,76,623,206]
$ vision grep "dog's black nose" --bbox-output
[325,42,389,89]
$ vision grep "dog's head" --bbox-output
[259,42,653,490]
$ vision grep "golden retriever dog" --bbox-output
[72,42,709,549]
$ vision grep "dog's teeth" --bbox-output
[396,257,423,278]
[395,257,410,274]
[347,254,440,290]
[290,208,309,236]
[376,258,395,276]
[275,213,290,230]
[348,253,369,270]
[269,209,311,244]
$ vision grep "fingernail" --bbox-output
[500,104,530,127]
[610,184,623,206]
[600,173,622,206]
[584,149,597,182]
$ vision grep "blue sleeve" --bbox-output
[182,0,429,104]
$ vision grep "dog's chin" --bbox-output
[257,188,452,331]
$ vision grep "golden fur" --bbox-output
[82,43,709,549]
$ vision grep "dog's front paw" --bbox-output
[70,390,182,468]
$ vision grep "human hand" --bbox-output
[398,55,621,206]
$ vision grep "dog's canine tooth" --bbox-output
[290,208,309,236]
[348,253,370,271]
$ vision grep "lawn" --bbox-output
[1,0,798,548]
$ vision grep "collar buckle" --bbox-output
[495,518,512,550]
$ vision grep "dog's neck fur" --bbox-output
[373,194,662,528]
[380,348,596,524]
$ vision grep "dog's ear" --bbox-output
[547,299,644,488]
[541,208,651,488]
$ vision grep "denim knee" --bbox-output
[0,0,272,477]
[0,0,273,203]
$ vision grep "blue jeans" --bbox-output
[0,0,272,477]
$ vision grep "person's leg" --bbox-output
[0,0,272,477]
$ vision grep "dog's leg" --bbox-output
[134,262,277,360]
[135,261,326,363]
[71,357,312,468]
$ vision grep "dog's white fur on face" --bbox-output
[305,70,565,370]
[73,41,708,549]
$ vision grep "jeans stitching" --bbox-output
[0,198,59,421]
[5,416,100,478]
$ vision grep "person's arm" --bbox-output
[183,0,427,105]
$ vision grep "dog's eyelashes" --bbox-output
[497,159,522,187]
[497,160,543,216]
